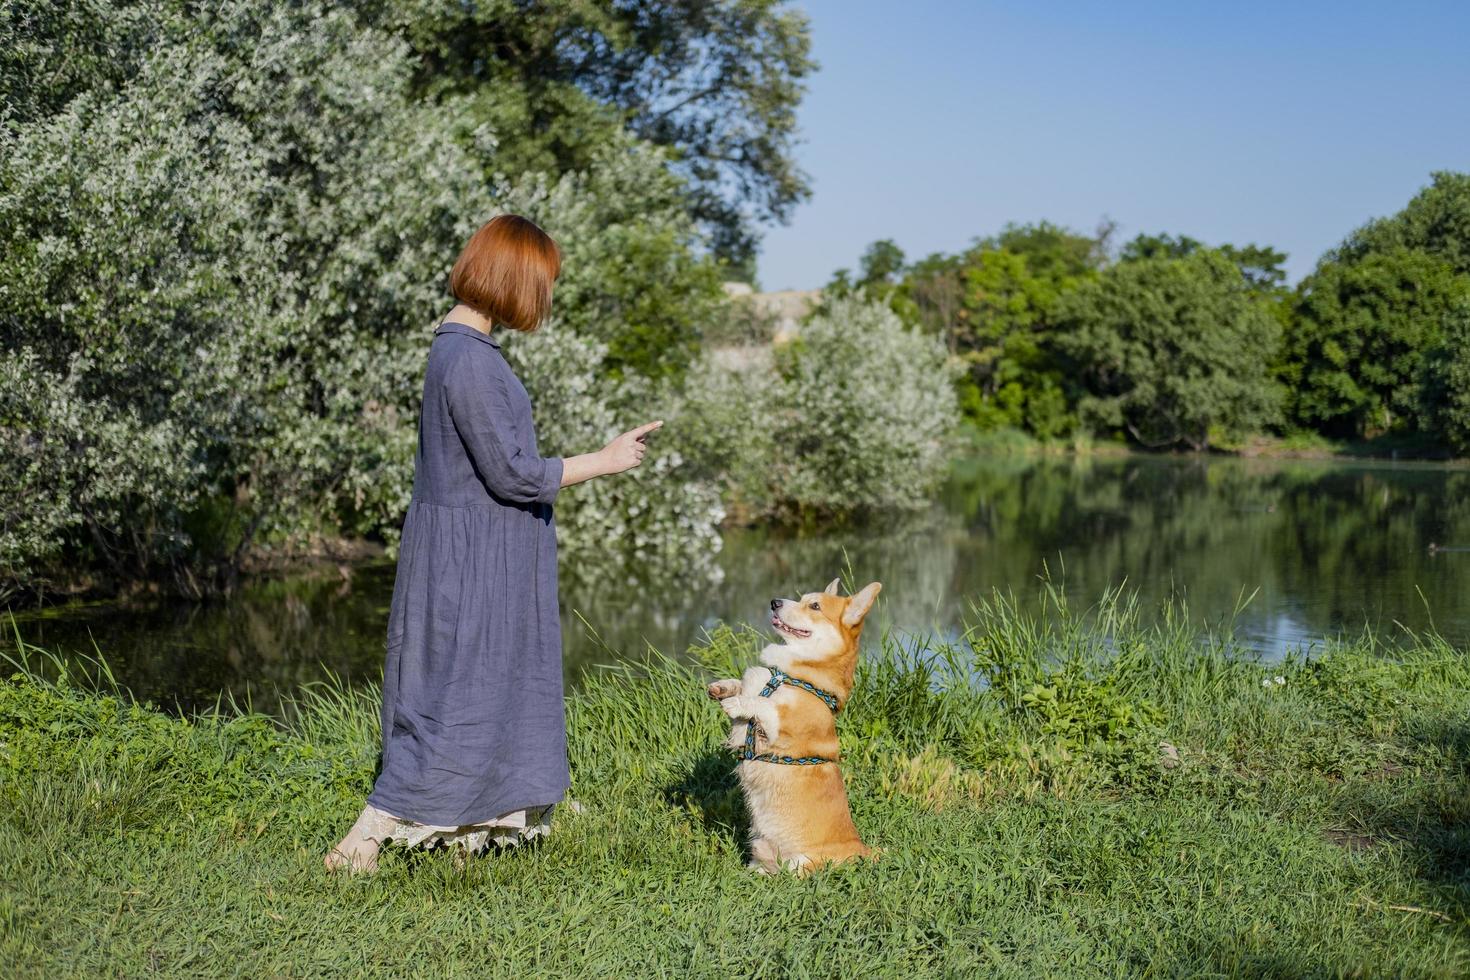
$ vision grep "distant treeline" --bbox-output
[823,172,1470,453]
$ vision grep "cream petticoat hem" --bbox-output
[351,802,554,852]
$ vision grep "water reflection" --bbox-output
[8,455,1468,714]
[942,455,1470,653]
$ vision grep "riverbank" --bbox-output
[3,535,388,612]
[960,423,1468,463]
[2,594,1466,975]
[10,425,1460,614]
[1230,431,1464,461]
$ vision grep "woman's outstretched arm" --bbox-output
[560,420,663,487]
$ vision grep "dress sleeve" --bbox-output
[444,356,564,505]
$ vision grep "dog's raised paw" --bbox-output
[707,679,740,700]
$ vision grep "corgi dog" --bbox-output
[706,577,881,874]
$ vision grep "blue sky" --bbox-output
[755,1,1470,290]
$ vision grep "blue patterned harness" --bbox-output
[737,669,841,766]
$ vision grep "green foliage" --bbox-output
[0,0,483,593]
[1335,171,1470,277]
[367,0,817,263]
[983,220,1111,281]
[847,222,1301,447]
[954,250,1080,437]
[817,238,909,313]
[3,602,1469,974]
[1120,232,1207,262]
[1056,251,1284,449]
[507,320,728,592]
[1282,249,1470,437]
[1419,301,1470,454]
[500,138,725,382]
[1122,232,1289,295]
[766,297,960,516]
[905,222,1108,439]
[0,0,159,128]
[1017,669,1160,757]
[825,185,1452,455]
[1279,171,1470,447]
[0,0,731,597]
[678,296,960,520]
[897,250,967,336]
[857,238,907,290]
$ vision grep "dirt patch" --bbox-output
[1366,761,1405,781]
[1324,828,1378,851]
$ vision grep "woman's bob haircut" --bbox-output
[448,214,562,333]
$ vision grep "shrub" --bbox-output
[503,321,727,590]
[0,1,484,593]
[670,352,780,523]
[0,1,730,596]
[766,296,959,516]
[675,296,961,520]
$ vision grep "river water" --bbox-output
[10,454,1468,714]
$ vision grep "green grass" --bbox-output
[1,589,1467,977]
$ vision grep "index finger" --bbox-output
[630,420,664,439]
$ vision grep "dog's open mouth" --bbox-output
[771,615,811,639]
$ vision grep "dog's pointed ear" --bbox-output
[824,577,842,596]
[842,582,882,627]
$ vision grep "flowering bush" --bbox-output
[678,296,961,519]
[0,4,958,599]
[766,297,961,515]
[491,141,729,587]
[500,321,726,591]
[0,0,724,596]
[1,2,496,593]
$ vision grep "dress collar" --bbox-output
[434,321,501,348]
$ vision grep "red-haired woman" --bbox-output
[326,215,660,872]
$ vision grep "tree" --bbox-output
[1219,243,1290,293]
[818,238,908,310]
[1282,249,1470,436]
[986,220,1111,280]
[500,135,723,382]
[1418,302,1470,453]
[370,0,817,263]
[858,239,906,291]
[1277,171,1470,440]
[849,221,1112,438]
[1119,232,1205,262]
[900,251,967,342]
[938,222,1107,437]
[2,1,817,265]
[1056,251,1283,450]
[1121,232,1288,294]
[1333,171,1470,276]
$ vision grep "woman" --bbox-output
[326,214,660,872]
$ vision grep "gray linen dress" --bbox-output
[365,321,568,827]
